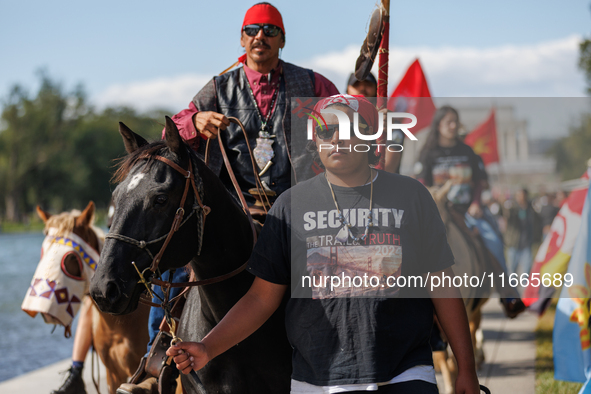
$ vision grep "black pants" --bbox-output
[347,380,438,393]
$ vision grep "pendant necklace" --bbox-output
[325,169,374,243]
[244,70,282,172]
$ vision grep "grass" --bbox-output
[535,301,584,394]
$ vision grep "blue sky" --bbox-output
[1,0,591,120]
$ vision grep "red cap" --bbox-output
[242,3,285,34]
[311,94,379,141]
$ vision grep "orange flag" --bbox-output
[388,58,436,133]
[464,108,499,165]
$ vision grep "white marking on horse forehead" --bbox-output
[127,173,145,192]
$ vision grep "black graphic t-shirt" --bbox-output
[247,170,455,386]
[417,142,486,211]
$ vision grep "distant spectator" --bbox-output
[539,190,567,237]
[505,188,541,277]
[346,72,377,97]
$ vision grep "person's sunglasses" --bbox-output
[243,24,281,37]
[315,123,368,140]
[315,124,340,140]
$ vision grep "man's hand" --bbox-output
[468,203,483,219]
[194,111,230,139]
[455,369,481,394]
[166,341,210,375]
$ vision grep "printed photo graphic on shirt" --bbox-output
[304,234,402,298]
[432,157,473,205]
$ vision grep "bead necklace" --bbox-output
[325,169,374,243]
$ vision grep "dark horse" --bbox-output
[89,118,292,393]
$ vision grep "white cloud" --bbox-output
[304,34,586,97]
[93,35,587,112]
[94,74,211,112]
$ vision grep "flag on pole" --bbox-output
[388,58,436,133]
[464,109,500,165]
[554,183,591,393]
[524,170,590,313]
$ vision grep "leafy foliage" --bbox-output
[549,36,591,181]
[0,73,169,221]
[550,113,591,181]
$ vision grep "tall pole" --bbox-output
[377,0,390,109]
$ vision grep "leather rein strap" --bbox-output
[143,155,209,273]
[204,117,272,213]
[138,120,260,293]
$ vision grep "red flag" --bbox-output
[464,109,499,165]
[388,59,436,133]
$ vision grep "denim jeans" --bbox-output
[507,246,533,277]
[146,269,190,355]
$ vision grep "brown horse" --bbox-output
[21,202,150,393]
[429,182,490,394]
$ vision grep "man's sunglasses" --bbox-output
[315,123,368,140]
[243,24,282,38]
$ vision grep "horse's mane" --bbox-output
[44,210,105,243]
[112,141,169,184]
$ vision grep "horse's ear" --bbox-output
[164,116,186,159]
[36,206,51,223]
[76,201,95,228]
[119,122,149,154]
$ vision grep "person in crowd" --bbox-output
[505,188,541,278]
[346,72,378,97]
[539,190,567,237]
[118,3,339,393]
[167,94,481,394]
[345,72,404,174]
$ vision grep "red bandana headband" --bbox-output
[242,4,285,34]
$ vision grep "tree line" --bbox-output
[0,73,168,222]
[550,35,591,181]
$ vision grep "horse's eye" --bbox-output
[155,195,168,205]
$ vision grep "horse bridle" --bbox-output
[106,120,260,295]
[105,155,208,275]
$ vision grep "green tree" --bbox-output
[0,73,170,222]
[550,114,591,180]
[550,28,591,180]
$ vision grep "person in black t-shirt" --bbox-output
[167,95,480,394]
[416,106,487,216]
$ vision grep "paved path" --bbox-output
[2,298,537,394]
[0,351,108,394]
[437,298,538,394]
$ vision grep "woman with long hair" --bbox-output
[416,105,486,217]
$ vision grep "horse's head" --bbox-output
[90,117,204,315]
[21,202,102,336]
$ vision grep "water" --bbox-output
[0,232,76,382]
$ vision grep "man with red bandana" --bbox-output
[118,4,338,394]
[167,2,338,206]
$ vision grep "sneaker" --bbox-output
[500,298,526,319]
[50,366,86,394]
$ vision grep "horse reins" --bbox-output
[107,117,263,303]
